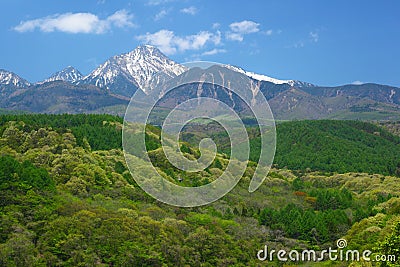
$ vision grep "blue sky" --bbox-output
[1,0,399,86]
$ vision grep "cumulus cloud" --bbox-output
[136,29,221,55]
[226,20,260,41]
[230,20,260,34]
[180,6,197,15]
[13,10,134,34]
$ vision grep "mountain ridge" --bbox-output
[41,66,83,84]
[1,45,400,120]
[78,45,187,97]
[0,69,31,88]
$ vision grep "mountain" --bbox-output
[0,69,31,88]
[1,45,400,120]
[43,66,83,83]
[225,65,314,87]
[0,80,128,114]
[80,45,186,97]
[302,83,400,105]
[262,83,400,120]
[148,63,400,120]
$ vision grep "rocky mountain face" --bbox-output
[0,81,128,114]
[42,66,83,84]
[0,69,31,88]
[79,45,186,97]
[0,45,399,120]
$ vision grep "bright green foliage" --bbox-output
[0,114,399,266]
[379,221,400,267]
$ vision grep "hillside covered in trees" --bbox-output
[0,114,399,266]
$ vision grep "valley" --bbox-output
[0,114,399,266]
[1,47,400,265]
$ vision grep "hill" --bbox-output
[180,119,400,177]
[0,114,399,266]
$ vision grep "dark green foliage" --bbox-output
[259,203,350,243]
[213,158,223,169]
[180,143,191,154]
[0,114,122,151]
[114,161,126,174]
[0,155,54,191]
[184,119,400,176]
[292,177,305,190]
[308,188,353,210]
[145,132,161,151]
[271,120,400,176]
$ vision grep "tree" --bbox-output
[379,221,400,267]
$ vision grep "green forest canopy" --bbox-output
[0,114,399,266]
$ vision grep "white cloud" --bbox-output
[146,0,175,6]
[180,6,197,15]
[212,23,220,29]
[137,30,176,54]
[201,48,227,56]
[290,41,305,49]
[226,20,260,41]
[352,81,364,85]
[137,29,221,55]
[288,29,321,49]
[310,31,319,42]
[107,10,135,28]
[229,20,260,34]
[264,29,273,36]
[226,32,244,41]
[14,10,134,34]
[154,9,168,21]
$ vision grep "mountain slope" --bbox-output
[225,65,314,87]
[80,45,186,97]
[0,81,128,114]
[302,83,400,105]
[43,66,83,83]
[0,69,31,88]
[1,45,400,120]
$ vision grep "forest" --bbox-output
[0,114,399,266]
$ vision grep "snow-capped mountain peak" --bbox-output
[0,69,31,88]
[43,66,83,84]
[224,65,313,87]
[81,45,187,96]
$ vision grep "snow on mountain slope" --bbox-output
[0,69,31,88]
[224,65,314,87]
[42,66,83,84]
[2,45,314,97]
[81,45,187,95]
